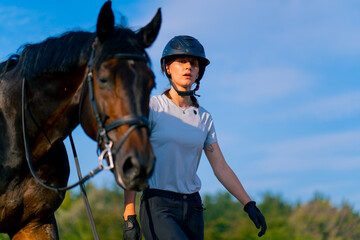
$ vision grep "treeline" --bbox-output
[1,183,359,239]
[203,192,360,240]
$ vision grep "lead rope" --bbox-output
[69,133,100,240]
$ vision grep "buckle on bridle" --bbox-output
[98,141,115,170]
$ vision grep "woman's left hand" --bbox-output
[244,201,267,237]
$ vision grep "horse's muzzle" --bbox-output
[113,149,155,191]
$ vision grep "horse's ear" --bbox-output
[136,8,162,48]
[96,1,115,43]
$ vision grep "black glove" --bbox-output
[123,215,141,240]
[244,201,267,237]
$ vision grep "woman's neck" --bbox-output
[169,88,192,108]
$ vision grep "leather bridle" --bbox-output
[84,42,150,173]
[22,40,151,192]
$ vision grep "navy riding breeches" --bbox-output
[140,188,204,240]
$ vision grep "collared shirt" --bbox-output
[147,94,217,194]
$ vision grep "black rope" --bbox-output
[69,133,100,240]
[22,77,104,193]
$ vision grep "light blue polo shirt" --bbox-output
[148,94,217,194]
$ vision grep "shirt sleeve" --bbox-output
[149,96,158,132]
[204,116,217,148]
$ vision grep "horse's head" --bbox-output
[80,2,161,191]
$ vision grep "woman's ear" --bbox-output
[166,65,171,75]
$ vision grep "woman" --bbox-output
[123,35,267,240]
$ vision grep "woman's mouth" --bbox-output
[183,73,192,78]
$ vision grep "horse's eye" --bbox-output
[98,78,108,84]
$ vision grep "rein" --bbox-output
[22,77,104,193]
[21,41,150,192]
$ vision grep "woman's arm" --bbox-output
[123,190,141,240]
[124,190,137,220]
[204,141,267,237]
[204,142,251,205]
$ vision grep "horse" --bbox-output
[0,1,161,239]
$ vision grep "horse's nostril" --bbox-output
[123,156,138,178]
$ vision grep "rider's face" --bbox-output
[166,56,199,91]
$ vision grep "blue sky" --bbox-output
[1,0,359,212]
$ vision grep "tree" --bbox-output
[289,192,360,240]
[257,192,295,240]
[3,185,357,240]
[0,234,9,240]
[55,182,131,240]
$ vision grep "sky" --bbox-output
[1,0,359,212]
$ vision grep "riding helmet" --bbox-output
[161,35,210,81]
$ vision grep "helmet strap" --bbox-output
[170,80,199,97]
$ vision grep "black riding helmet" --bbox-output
[161,35,210,96]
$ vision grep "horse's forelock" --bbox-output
[94,27,150,69]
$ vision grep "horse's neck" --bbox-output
[27,66,87,148]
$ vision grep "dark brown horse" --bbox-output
[0,2,160,239]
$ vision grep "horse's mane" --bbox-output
[0,25,149,80]
[0,31,95,80]
[21,31,95,80]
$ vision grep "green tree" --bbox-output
[258,192,295,240]
[0,234,9,240]
[203,192,246,240]
[3,186,359,239]
[203,192,298,240]
[289,192,360,240]
[56,182,131,240]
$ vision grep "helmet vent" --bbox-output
[183,37,196,47]
[198,45,205,53]
[170,39,182,50]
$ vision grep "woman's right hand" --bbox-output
[123,215,141,240]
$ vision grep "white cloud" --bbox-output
[292,180,360,211]
[148,0,360,108]
[250,129,360,174]
[155,0,360,62]
[297,180,359,197]
[242,177,292,190]
[0,5,34,28]
[270,91,360,121]
[0,5,51,61]
[213,67,313,104]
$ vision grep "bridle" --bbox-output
[22,39,151,193]
[84,41,150,174]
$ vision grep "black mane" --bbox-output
[0,26,149,80]
[20,31,95,80]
